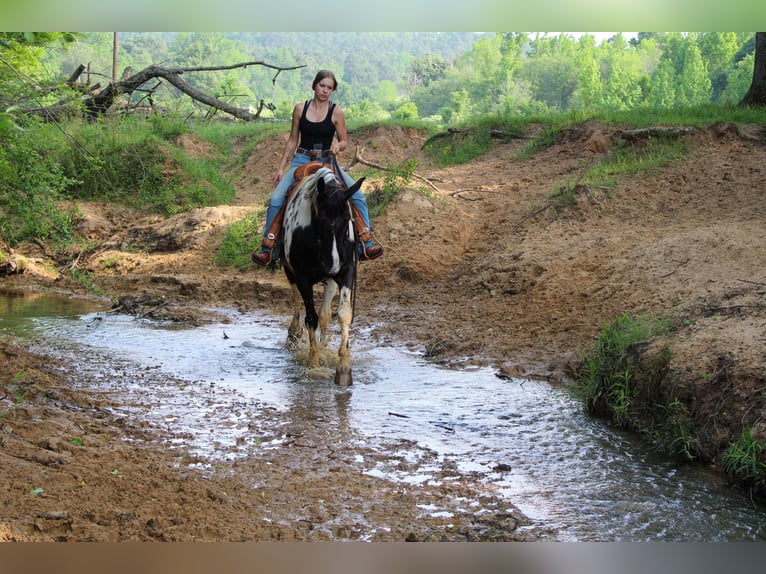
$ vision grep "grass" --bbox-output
[422,115,527,166]
[214,210,263,270]
[723,427,766,491]
[573,314,716,464]
[365,158,421,217]
[585,136,691,185]
[422,103,766,168]
[574,313,669,428]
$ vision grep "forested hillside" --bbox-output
[33,32,758,122]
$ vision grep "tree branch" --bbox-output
[347,145,441,192]
[28,61,304,122]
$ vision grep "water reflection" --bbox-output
[2,291,765,541]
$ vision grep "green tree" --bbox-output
[392,101,418,120]
[571,37,603,111]
[648,59,677,107]
[697,32,739,101]
[519,53,579,111]
[721,53,755,104]
[404,53,450,90]
[678,43,712,105]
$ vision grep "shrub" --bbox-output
[214,211,262,271]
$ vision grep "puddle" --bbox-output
[2,290,765,541]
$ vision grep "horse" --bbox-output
[280,165,365,386]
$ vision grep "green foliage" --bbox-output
[366,158,419,218]
[214,211,262,270]
[646,398,701,461]
[0,121,76,246]
[723,427,766,491]
[575,313,668,427]
[422,116,526,166]
[14,32,762,126]
[49,117,234,215]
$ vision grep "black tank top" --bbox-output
[299,100,336,151]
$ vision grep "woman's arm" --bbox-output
[274,103,303,185]
[331,105,348,156]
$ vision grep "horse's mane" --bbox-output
[295,167,335,199]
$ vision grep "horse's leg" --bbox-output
[286,283,303,349]
[334,285,353,386]
[296,281,320,369]
[318,280,338,346]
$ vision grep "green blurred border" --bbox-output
[1,0,765,31]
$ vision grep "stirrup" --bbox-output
[359,242,383,261]
[251,249,274,267]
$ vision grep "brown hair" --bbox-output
[312,70,338,91]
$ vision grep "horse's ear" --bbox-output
[344,177,365,201]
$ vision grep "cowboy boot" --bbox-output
[351,203,383,260]
[251,204,286,266]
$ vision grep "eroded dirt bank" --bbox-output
[1,122,765,540]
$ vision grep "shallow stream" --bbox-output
[2,290,764,541]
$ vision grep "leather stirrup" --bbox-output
[351,203,383,260]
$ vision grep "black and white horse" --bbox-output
[281,166,365,386]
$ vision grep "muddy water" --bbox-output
[2,290,765,541]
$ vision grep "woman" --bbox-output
[251,70,383,266]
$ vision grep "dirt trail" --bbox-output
[1,121,765,541]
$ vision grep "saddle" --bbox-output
[259,161,335,256]
[293,160,333,182]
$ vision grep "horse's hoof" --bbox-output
[334,368,353,386]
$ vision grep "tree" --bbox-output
[697,32,739,101]
[678,43,712,105]
[721,53,755,104]
[739,32,766,107]
[648,59,677,107]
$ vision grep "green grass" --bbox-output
[575,313,669,427]
[723,427,766,491]
[214,210,263,270]
[586,136,691,185]
[422,115,527,166]
[0,372,29,419]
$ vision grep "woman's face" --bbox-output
[314,77,335,101]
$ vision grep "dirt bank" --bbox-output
[1,121,764,540]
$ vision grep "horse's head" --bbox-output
[314,167,365,219]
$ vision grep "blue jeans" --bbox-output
[262,152,372,247]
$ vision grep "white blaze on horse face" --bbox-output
[329,238,341,275]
